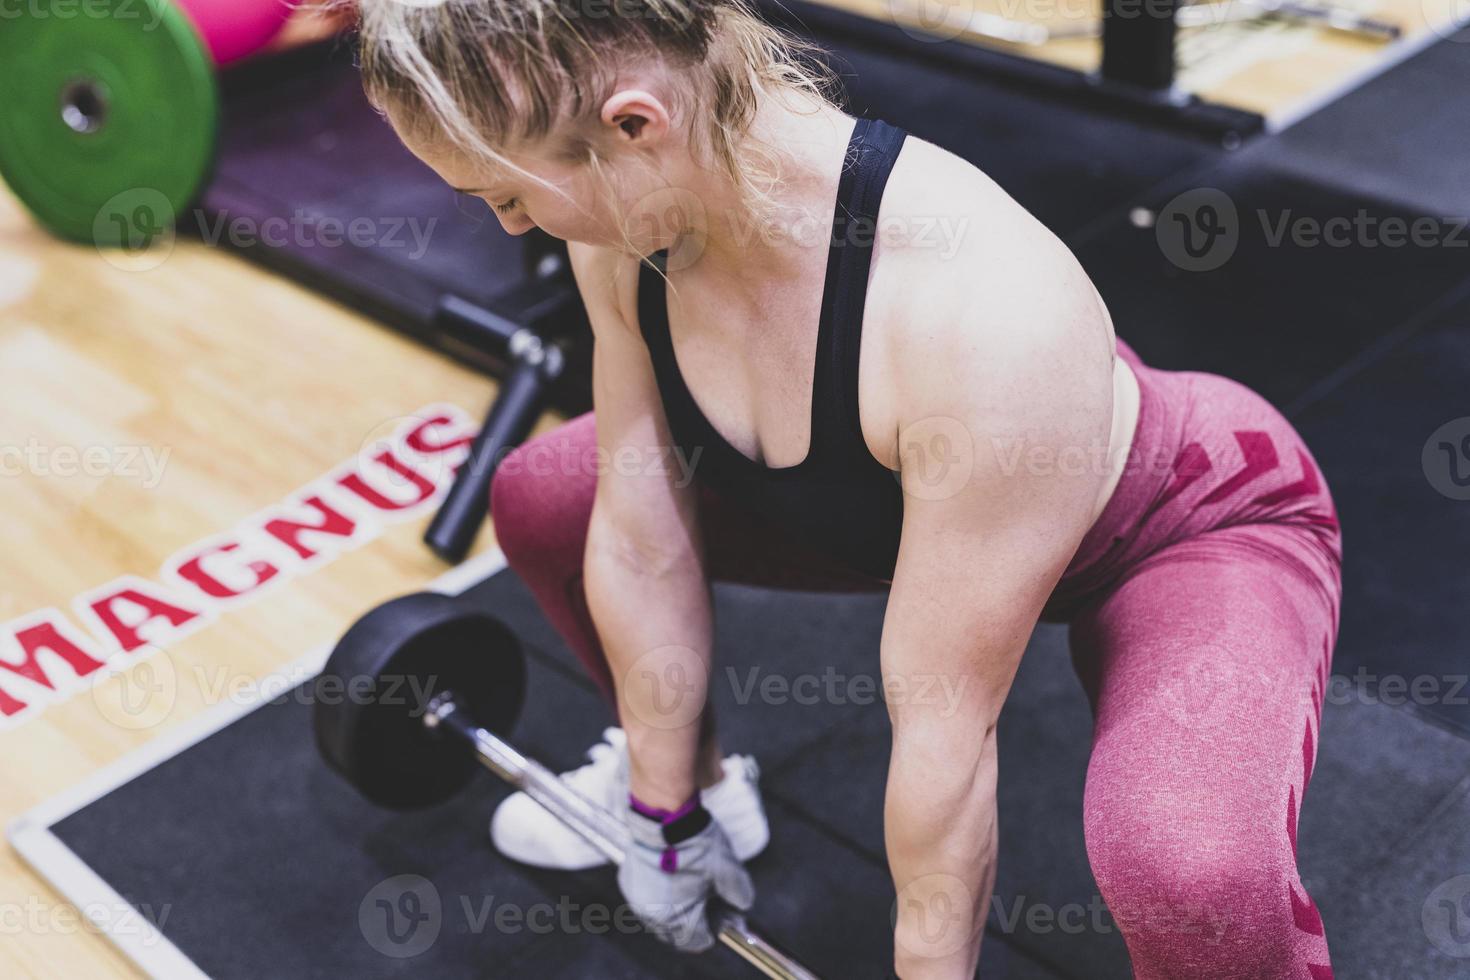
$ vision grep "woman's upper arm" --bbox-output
[878,235,1117,734]
[567,242,701,566]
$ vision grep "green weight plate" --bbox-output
[0,0,218,246]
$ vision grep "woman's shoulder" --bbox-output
[858,135,1118,464]
[870,134,1110,362]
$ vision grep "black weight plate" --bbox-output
[313,592,527,810]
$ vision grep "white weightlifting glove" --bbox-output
[618,793,755,952]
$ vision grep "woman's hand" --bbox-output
[618,798,755,951]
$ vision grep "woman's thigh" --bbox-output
[1067,526,1337,979]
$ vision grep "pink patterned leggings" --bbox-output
[490,340,1342,978]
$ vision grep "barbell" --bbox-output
[312,591,820,980]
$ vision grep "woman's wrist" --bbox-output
[891,877,987,979]
[892,943,983,980]
[624,731,700,810]
[621,706,712,809]
[626,771,698,811]
[626,790,712,872]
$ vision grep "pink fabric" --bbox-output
[175,0,300,65]
[490,337,1341,978]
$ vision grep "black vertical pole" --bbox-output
[1100,0,1180,92]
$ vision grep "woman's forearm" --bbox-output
[886,725,1001,979]
[584,514,714,809]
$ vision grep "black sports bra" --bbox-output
[637,117,908,580]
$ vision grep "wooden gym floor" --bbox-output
[0,188,563,978]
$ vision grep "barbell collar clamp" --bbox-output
[508,328,567,380]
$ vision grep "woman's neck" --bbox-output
[669,94,856,297]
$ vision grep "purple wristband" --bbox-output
[629,792,708,872]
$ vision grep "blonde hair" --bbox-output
[347,0,843,220]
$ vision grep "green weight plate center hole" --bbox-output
[59,77,111,136]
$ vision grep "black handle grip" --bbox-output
[424,354,558,564]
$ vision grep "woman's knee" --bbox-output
[489,414,598,571]
[1086,798,1315,977]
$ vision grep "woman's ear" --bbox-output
[599,89,671,144]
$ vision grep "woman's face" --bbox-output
[395,107,689,256]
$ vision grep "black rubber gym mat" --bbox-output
[1258,28,1470,219]
[1290,289,1470,737]
[45,568,1470,977]
[1071,164,1470,411]
[45,571,1061,980]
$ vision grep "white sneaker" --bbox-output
[489,727,771,870]
[700,754,770,863]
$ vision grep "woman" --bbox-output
[352,0,1342,975]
